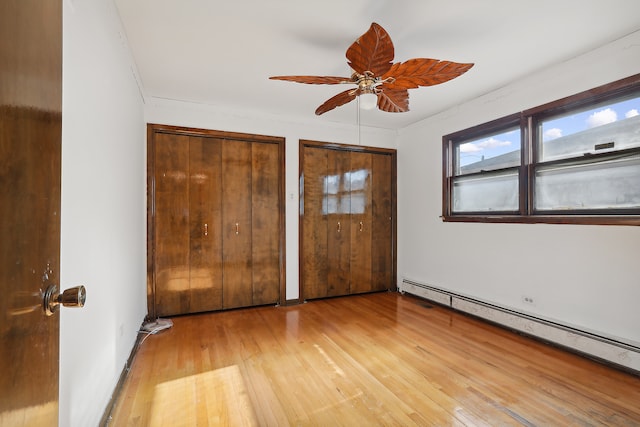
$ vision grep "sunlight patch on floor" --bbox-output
[314,343,345,377]
[149,365,258,427]
[0,401,57,426]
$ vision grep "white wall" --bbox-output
[60,0,146,426]
[145,99,398,302]
[397,30,640,346]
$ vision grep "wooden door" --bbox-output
[154,133,191,316]
[154,135,226,316]
[149,126,284,315]
[222,140,253,309]
[251,142,280,305]
[300,140,397,301]
[0,0,62,424]
[188,137,223,312]
[371,154,393,291]
[349,151,373,294]
[301,147,329,299]
[327,150,351,296]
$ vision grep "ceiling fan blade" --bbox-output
[346,22,394,77]
[315,89,357,115]
[376,88,409,113]
[269,75,353,85]
[382,58,474,89]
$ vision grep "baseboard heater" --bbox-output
[399,278,640,374]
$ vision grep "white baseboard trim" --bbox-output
[399,278,640,374]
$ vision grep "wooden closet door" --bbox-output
[327,150,351,296]
[301,147,329,299]
[188,137,223,312]
[222,140,253,309]
[251,142,280,305]
[154,133,191,316]
[150,125,285,315]
[371,154,393,291]
[349,151,373,294]
[300,140,396,302]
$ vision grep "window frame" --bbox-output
[442,73,640,226]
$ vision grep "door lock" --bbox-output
[43,284,86,316]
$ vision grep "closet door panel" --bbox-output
[150,125,284,315]
[371,154,393,291]
[251,142,280,305]
[154,133,191,316]
[222,140,253,309]
[349,151,373,294]
[189,137,223,312]
[327,150,351,296]
[299,140,395,302]
[301,147,329,299]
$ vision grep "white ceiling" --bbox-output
[114,0,640,130]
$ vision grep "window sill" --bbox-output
[442,215,640,226]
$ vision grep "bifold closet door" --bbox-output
[300,141,396,301]
[221,140,280,308]
[251,142,280,305]
[154,133,190,316]
[301,147,329,299]
[371,153,393,291]
[150,125,284,317]
[348,151,373,294]
[222,140,253,309]
[154,133,224,316]
[327,149,351,296]
[188,137,223,312]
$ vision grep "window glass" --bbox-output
[535,154,640,211]
[539,95,640,162]
[452,170,519,212]
[443,74,640,224]
[455,127,521,175]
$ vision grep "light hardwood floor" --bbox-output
[108,292,640,426]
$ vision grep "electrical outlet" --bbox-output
[522,296,535,305]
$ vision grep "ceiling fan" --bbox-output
[270,22,474,115]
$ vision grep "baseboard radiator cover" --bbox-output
[399,278,640,374]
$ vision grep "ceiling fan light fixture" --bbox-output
[269,23,473,115]
[359,91,377,110]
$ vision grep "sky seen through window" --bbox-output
[458,97,640,167]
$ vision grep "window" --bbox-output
[448,114,523,214]
[443,74,640,225]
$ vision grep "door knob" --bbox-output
[43,284,86,316]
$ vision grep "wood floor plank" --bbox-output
[108,292,640,426]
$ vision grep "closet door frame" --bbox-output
[298,139,397,303]
[147,124,286,319]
